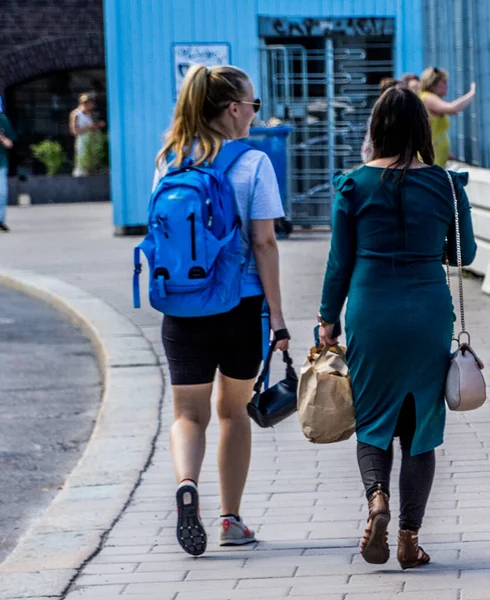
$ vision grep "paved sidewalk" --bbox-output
[3,203,490,600]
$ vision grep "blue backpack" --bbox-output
[133,141,253,317]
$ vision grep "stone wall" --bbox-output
[0,0,105,93]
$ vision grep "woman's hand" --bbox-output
[319,323,338,347]
[0,132,13,149]
[270,313,289,351]
[470,82,476,95]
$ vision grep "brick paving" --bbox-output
[3,203,490,599]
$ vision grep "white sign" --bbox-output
[173,43,231,97]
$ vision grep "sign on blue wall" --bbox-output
[173,43,231,99]
[258,16,395,37]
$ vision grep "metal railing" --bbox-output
[260,37,394,226]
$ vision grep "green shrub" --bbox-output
[30,140,67,176]
[78,131,109,175]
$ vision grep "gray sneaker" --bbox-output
[219,516,256,546]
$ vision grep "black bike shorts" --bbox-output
[162,295,264,385]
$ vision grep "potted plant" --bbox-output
[8,137,110,205]
[78,131,109,175]
[30,140,68,176]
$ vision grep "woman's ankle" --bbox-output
[178,478,198,488]
[366,482,390,500]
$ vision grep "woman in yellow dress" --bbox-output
[419,67,476,167]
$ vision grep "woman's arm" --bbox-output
[0,116,16,148]
[423,84,476,116]
[446,178,477,267]
[248,153,288,350]
[251,219,288,351]
[320,184,357,324]
[69,111,78,136]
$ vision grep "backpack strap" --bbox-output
[261,299,271,390]
[133,246,142,309]
[133,238,154,309]
[211,141,253,173]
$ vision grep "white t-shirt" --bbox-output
[153,145,284,296]
[74,109,93,153]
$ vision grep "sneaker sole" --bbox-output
[220,536,257,547]
[176,485,207,557]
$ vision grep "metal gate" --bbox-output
[260,37,394,226]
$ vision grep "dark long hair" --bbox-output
[370,87,434,244]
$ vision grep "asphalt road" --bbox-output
[0,285,101,562]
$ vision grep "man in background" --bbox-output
[0,96,17,232]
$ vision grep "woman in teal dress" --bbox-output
[319,87,477,569]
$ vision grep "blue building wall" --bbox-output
[104,0,424,228]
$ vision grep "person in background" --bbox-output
[69,93,105,177]
[0,97,17,232]
[378,78,399,94]
[319,87,476,570]
[361,78,399,163]
[400,73,421,95]
[419,67,476,167]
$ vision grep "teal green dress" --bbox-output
[320,165,477,455]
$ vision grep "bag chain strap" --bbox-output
[444,170,466,337]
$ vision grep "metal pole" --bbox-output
[467,0,481,165]
[326,37,335,224]
[454,0,465,160]
[259,40,271,122]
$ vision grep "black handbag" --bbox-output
[247,341,298,428]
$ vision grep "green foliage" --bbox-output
[78,131,109,175]
[30,140,67,176]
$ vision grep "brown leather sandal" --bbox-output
[360,484,391,564]
[397,529,431,570]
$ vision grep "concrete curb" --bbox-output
[0,269,164,599]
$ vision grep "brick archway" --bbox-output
[0,32,105,93]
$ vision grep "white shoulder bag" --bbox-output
[444,170,486,411]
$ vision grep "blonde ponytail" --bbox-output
[157,64,249,168]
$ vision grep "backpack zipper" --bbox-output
[205,198,213,229]
[188,213,197,261]
[155,214,169,238]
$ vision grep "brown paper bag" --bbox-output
[298,344,355,444]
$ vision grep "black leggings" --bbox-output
[357,394,436,531]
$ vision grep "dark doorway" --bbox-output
[6,68,106,175]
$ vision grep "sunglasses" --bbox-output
[237,98,262,113]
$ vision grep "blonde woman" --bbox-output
[69,93,105,176]
[153,65,289,556]
[419,67,476,167]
